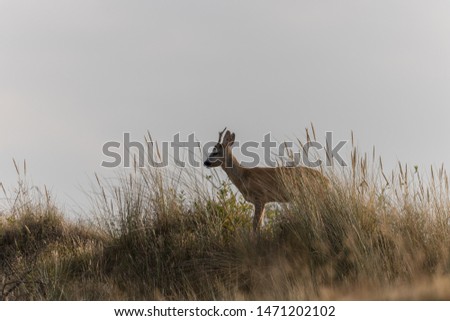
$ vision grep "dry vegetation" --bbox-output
[1,137,450,300]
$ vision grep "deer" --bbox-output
[204,128,330,234]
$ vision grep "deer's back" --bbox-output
[238,166,328,204]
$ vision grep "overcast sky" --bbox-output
[1,1,450,211]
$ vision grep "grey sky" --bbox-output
[1,1,450,210]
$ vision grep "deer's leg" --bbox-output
[253,201,266,233]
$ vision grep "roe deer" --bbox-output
[204,128,330,234]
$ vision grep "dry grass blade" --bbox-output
[1,130,450,300]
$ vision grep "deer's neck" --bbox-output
[221,147,245,185]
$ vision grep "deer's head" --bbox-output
[204,127,235,168]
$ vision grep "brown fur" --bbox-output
[204,128,329,233]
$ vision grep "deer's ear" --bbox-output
[230,133,236,145]
[222,130,236,147]
[225,131,236,146]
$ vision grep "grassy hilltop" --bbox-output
[1,144,450,300]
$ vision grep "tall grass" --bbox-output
[0,161,106,300]
[1,136,450,300]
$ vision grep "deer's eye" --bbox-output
[212,147,218,154]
